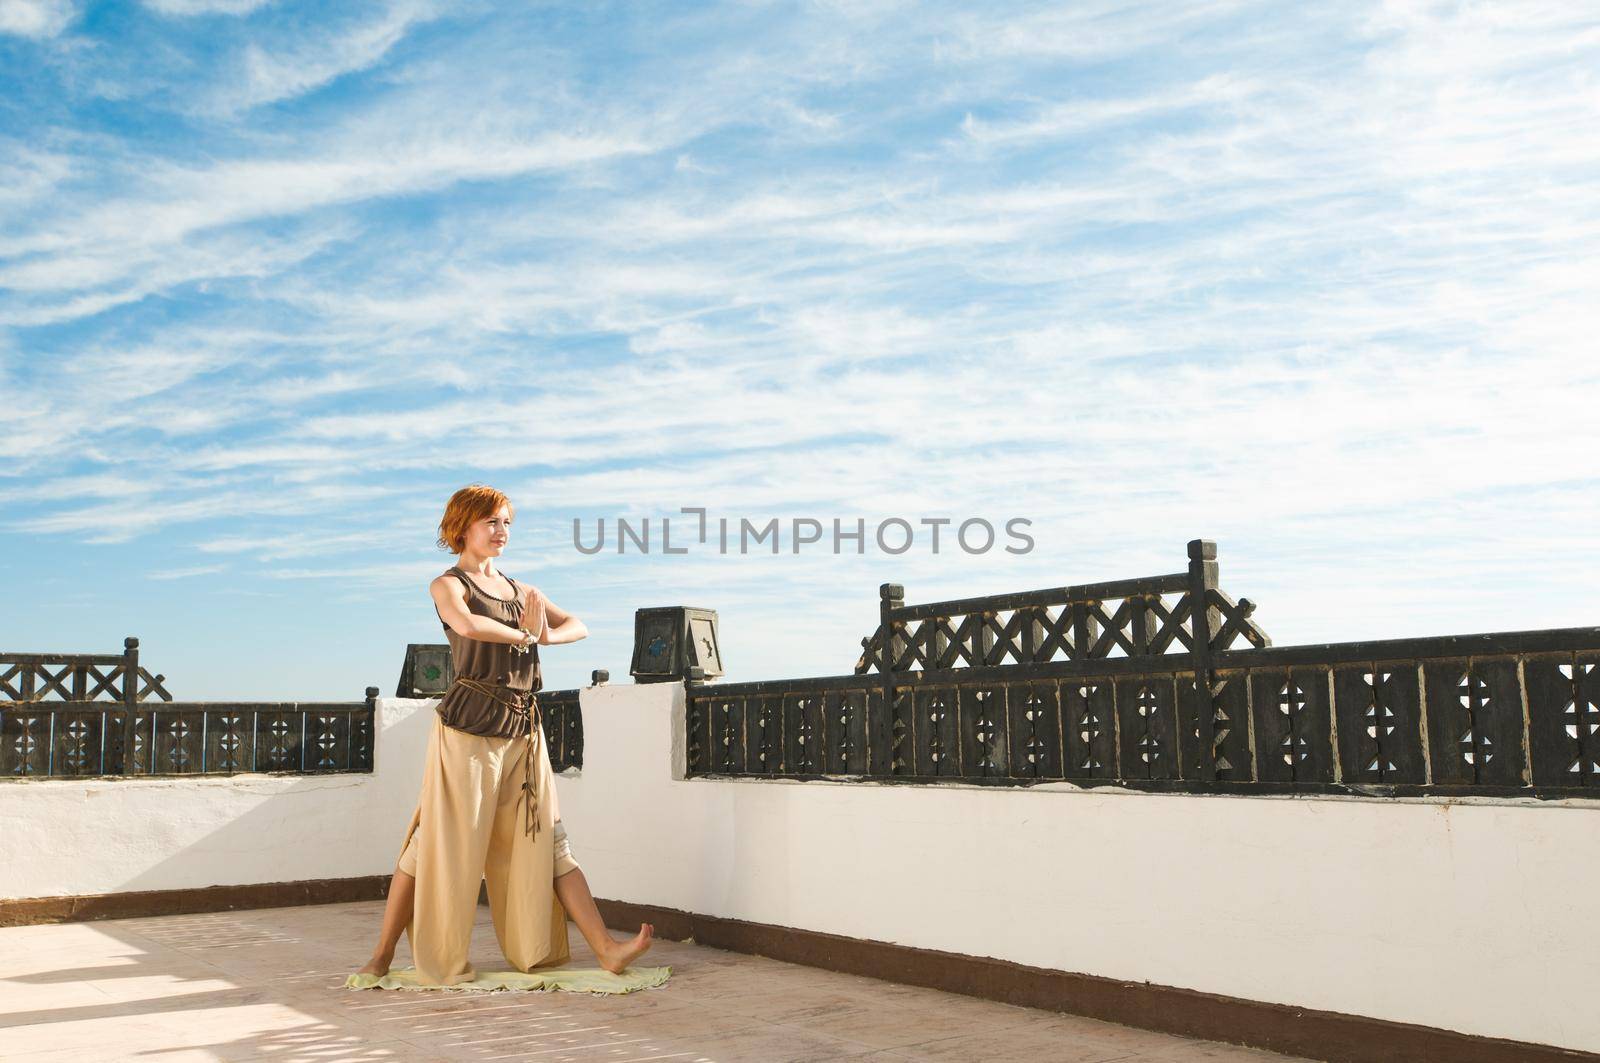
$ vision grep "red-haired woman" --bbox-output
[357,485,653,985]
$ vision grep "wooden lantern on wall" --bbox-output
[397,643,454,698]
[630,606,723,683]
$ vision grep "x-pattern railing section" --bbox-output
[685,540,1600,798]
[853,571,1267,675]
[0,638,170,705]
[2,637,385,780]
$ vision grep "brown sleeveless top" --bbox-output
[432,565,543,739]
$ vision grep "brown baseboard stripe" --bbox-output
[592,897,1597,1063]
[4,881,1589,1063]
[0,876,391,927]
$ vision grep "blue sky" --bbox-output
[2,1,1598,700]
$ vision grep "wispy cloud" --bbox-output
[0,0,75,38]
[146,562,229,579]
[210,1,438,113]
[3,1,1599,691]
[143,0,273,15]
[957,74,1262,147]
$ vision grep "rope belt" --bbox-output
[450,676,544,840]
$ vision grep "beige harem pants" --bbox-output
[395,714,583,985]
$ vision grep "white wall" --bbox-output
[0,699,435,899]
[557,681,1600,1055]
[4,685,1596,1053]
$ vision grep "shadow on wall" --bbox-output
[105,700,584,901]
[111,773,417,897]
[0,701,436,903]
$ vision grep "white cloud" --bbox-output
[197,530,386,560]
[146,563,229,579]
[12,481,401,544]
[0,128,662,320]
[940,0,1259,62]
[212,1,437,113]
[5,1,1600,656]
[0,143,75,204]
[958,74,1262,147]
[0,0,74,38]
[143,0,272,14]
[0,221,356,326]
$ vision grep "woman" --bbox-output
[357,484,654,984]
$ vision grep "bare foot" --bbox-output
[597,923,654,974]
[357,952,392,977]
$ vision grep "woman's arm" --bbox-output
[430,575,532,647]
[523,586,588,646]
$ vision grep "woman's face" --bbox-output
[466,505,513,557]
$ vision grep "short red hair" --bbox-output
[436,484,515,554]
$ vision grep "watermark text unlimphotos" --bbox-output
[572,508,1034,555]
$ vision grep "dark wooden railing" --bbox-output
[539,688,584,773]
[1,637,170,704]
[685,540,1600,798]
[1,686,379,779]
[1,634,586,778]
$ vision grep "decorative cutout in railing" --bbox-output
[685,540,1600,798]
[0,691,378,778]
[0,693,585,780]
[0,636,588,779]
[1,637,376,779]
[539,689,585,773]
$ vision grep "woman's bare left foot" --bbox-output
[357,952,392,977]
[598,923,654,974]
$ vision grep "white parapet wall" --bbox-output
[2,684,1596,1053]
[556,681,1600,1055]
[0,698,435,899]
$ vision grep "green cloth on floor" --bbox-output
[344,965,671,994]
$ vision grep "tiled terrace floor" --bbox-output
[0,900,1314,1062]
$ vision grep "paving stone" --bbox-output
[0,899,1314,1063]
